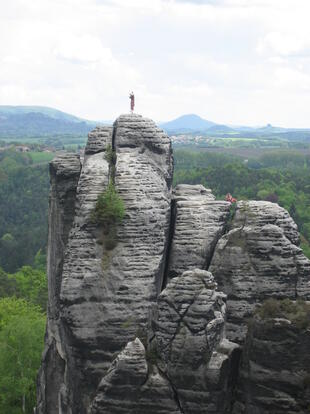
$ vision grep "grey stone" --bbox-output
[209,201,310,343]
[37,114,310,414]
[233,315,310,414]
[90,338,182,414]
[37,114,173,413]
[167,184,231,279]
[152,269,240,414]
[36,153,81,414]
[85,126,113,155]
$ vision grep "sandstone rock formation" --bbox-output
[89,268,239,414]
[233,314,310,413]
[37,113,310,414]
[37,114,173,413]
[210,200,310,343]
[90,338,182,414]
[151,268,240,414]
[166,184,230,280]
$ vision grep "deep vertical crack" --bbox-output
[108,121,117,185]
[205,207,233,270]
[111,119,117,152]
[156,365,185,414]
[161,198,177,292]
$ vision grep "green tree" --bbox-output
[0,298,45,413]
[0,267,17,298]
[33,249,47,272]
[12,266,47,310]
[0,266,47,311]
[92,183,125,226]
[0,149,50,273]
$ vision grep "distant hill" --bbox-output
[0,106,89,122]
[256,124,287,134]
[160,114,216,133]
[206,124,236,134]
[160,115,310,142]
[0,106,98,138]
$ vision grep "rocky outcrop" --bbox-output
[233,314,310,413]
[46,153,82,321]
[90,338,182,414]
[89,269,239,414]
[85,126,113,155]
[37,113,310,414]
[37,114,173,413]
[209,200,310,343]
[151,268,240,414]
[166,185,231,280]
[36,153,81,414]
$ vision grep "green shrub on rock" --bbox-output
[256,298,310,330]
[92,183,125,227]
[104,144,117,166]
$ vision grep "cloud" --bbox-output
[0,0,310,127]
[173,0,221,4]
[54,35,113,63]
[257,32,310,57]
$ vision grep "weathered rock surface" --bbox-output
[152,269,240,414]
[90,338,182,414]
[233,315,310,414]
[209,200,310,342]
[85,126,113,155]
[37,115,173,413]
[36,153,81,414]
[91,269,240,414]
[37,114,310,414]
[167,185,231,279]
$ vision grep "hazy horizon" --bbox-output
[1,0,310,128]
[1,105,302,129]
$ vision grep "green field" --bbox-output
[29,151,55,164]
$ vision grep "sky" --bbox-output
[1,0,310,127]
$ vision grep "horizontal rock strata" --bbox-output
[37,153,81,414]
[209,201,310,343]
[85,126,113,155]
[37,115,173,413]
[152,269,240,414]
[37,115,310,414]
[167,184,231,279]
[233,315,310,413]
[90,338,182,414]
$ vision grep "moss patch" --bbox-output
[256,298,310,330]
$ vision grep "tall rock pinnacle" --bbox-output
[37,114,173,413]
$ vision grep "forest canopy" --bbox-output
[0,149,49,272]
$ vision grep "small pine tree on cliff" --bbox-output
[92,183,125,227]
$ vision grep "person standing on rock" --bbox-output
[226,193,237,203]
[129,92,135,112]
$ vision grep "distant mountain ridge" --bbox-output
[0,105,98,138]
[1,106,310,140]
[0,106,87,123]
[159,114,310,135]
[160,114,216,133]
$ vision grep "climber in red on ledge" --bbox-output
[226,193,237,203]
[129,91,135,112]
